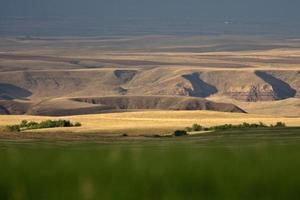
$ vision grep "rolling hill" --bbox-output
[0,36,299,116]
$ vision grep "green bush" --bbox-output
[5,125,21,132]
[6,120,82,132]
[274,122,286,128]
[183,121,289,133]
[37,120,73,129]
[185,124,206,132]
[74,122,82,127]
[20,120,28,128]
[259,122,268,127]
[26,121,39,129]
[174,130,188,137]
[192,124,204,131]
[211,122,271,131]
[185,127,192,132]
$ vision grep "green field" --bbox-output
[1,128,300,200]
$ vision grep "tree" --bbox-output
[174,130,188,137]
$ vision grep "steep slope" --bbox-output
[264,70,300,98]
[27,99,113,116]
[199,71,277,101]
[255,71,297,100]
[0,100,31,114]
[0,68,298,104]
[0,83,32,100]
[72,96,245,113]
[0,96,245,116]
[182,72,218,97]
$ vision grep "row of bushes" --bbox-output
[185,122,286,132]
[210,122,286,131]
[5,120,81,132]
[174,122,287,137]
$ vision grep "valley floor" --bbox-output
[0,110,300,136]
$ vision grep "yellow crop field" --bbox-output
[1,111,299,135]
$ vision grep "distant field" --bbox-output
[1,128,300,199]
[0,111,300,136]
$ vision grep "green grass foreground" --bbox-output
[1,128,300,199]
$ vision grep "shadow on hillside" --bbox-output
[182,73,217,98]
[0,83,32,100]
[114,70,137,83]
[255,71,296,100]
[0,105,9,114]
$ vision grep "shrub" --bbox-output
[26,121,39,129]
[259,122,268,127]
[274,122,286,128]
[152,134,161,138]
[5,125,21,132]
[192,124,204,131]
[6,120,82,132]
[27,120,78,129]
[20,120,28,128]
[185,127,192,132]
[74,122,82,127]
[185,124,204,132]
[210,122,271,131]
[174,130,188,137]
[174,121,288,136]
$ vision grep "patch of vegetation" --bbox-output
[183,122,286,133]
[210,122,286,131]
[174,130,188,137]
[272,122,287,128]
[5,120,81,132]
[185,123,206,132]
[4,125,21,132]
[74,122,82,127]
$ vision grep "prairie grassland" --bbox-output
[1,111,300,135]
[1,128,300,199]
[2,36,300,71]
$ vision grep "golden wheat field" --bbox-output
[0,111,299,135]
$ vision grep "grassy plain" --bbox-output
[1,128,300,199]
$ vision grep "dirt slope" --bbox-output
[0,36,299,116]
[0,68,298,101]
[0,96,245,116]
[72,96,245,112]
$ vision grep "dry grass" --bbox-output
[2,36,300,71]
[0,111,299,135]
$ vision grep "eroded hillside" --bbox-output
[0,68,298,100]
[0,36,299,116]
